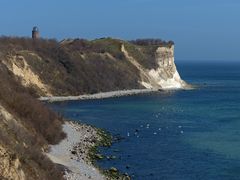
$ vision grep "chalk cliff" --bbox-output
[148,45,188,89]
[122,43,189,90]
[0,38,190,97]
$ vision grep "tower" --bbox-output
[32,26,40,39]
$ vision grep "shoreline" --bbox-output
[39,89,157,102]
[44,87,194,179]
[39,84,195,102]
[46,121,107,180]
[44,89,158,180]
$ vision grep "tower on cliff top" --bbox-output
[32,26,40,39]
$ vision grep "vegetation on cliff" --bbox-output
[0,61,65,179]
[0,36,176,179]
[0,37,174,96]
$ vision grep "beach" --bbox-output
[39,89,157,102]
[46,121,106,180]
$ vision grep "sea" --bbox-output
[50,61,240,180]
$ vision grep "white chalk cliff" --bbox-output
[121,44,188,90]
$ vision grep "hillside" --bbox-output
[0,37,189,179]
[0,62,65,179]
[0,37,188,97]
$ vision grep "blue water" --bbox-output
[50,62,240,180]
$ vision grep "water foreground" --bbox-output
[49,62,240,180]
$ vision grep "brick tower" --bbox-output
[32,26,40,39]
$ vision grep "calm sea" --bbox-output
[50,62,240,180]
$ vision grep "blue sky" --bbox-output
[0,0,240,61]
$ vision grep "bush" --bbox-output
[130,38,174,47]
[0,63,65,145]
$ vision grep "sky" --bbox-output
[0,0,240,62]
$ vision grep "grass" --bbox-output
[123,41,158,69]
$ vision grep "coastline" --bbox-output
[43,88,165,180]
[39,89,157,102]
[39,84,194,102]
[44,87,193,179]
[46,121,107,180]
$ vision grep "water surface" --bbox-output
[50,62,240,180]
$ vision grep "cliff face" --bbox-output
[0,102,64,180]
[0,61,64,179]
[147,45,187,89]
[3,54,52,96]
[122,44,188,90]
[0,105,26,180]
[0,37,189,97]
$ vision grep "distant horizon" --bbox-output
[1,0,240,62]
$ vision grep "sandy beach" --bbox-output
[46,121,106,180]
[39,89,157,102]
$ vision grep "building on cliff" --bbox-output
[32,26,40,39]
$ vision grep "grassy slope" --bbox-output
[0,37,167,97]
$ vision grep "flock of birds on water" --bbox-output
[106,112,186,178]
[126,124,184,138]
[125,113,185,139]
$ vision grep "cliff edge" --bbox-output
[0,37,190,98]
[121,44,188,90]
